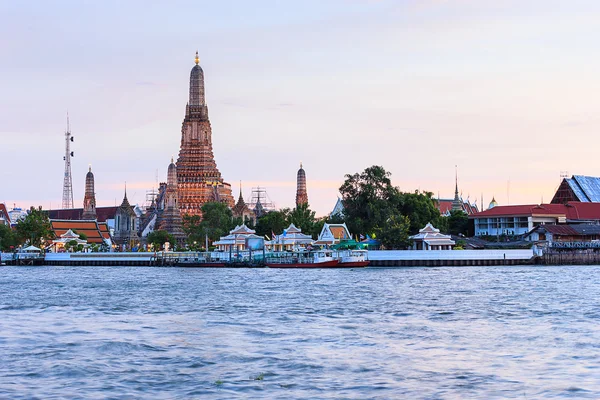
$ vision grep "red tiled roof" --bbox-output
[564,202,600,220]
[437,200,453,214]
[98,222,111,239]
[470,202,600,220]
[47,206,119,222]
[50,220,105,243]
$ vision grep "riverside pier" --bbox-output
[2,249,537,267]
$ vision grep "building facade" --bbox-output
[176,52,234,217]
[113,189,138,249]
[470,202,600,237]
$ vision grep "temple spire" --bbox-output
[189,51,205,106]
[296,162,308,207]
[82,165,97,220]
[451,165,462,212]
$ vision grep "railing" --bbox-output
[549,241,600,249]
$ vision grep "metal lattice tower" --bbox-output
[61,113,74,209]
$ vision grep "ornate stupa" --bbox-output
[156,158,185,241]
[232,182,255,224]
[295,162,308,207]
[113,186,138,248]
[175,51,234,217]
[81,165,97,220]
[451,166,462,212]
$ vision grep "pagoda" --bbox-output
[156,158,185,242]
[295,162,308,207]
[176,52,234,217]
[81,166,97,220]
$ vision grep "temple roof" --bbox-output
[409,223,455,246]
[50,219,106,244]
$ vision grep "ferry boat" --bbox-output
[265,250,340,268]
[337,249,370,267]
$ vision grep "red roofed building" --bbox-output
[469,202,600,237]
[50,220,109,244]
[436,199,479,216]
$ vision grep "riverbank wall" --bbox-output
[368,249,535,267]
[2,249,537,267]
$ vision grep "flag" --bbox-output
[272,231,276,242]
[360,234,365,240]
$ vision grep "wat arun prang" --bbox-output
[175,52,234,217]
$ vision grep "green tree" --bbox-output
[288,203,316,234]
[339,165,401,236]
[199,202,236,242]
[147,230,176,250]
[0,224,17,251]
[397,191,444,234]
[446,210,469,236]
[375,214,411,249]
[182,214,203,247]
[14,207,54,248]
[64,239,79,252]
[255,209,290,238]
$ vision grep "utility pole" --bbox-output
[62,113,75,209]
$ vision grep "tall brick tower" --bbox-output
[295,162,308,207]
[176,52,234,217]
[82,165,97,220]
[156,158,185,242]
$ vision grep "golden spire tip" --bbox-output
[195,50,199,65]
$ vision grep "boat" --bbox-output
[337,249,370,267]
[265,250,340,268]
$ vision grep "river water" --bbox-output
[1,266,599,399]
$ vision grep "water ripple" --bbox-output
[1,265,600,398]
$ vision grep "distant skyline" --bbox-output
[2,0,600,215]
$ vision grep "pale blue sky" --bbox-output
[2,0,600,215]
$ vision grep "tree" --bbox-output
[339,165,401,236]
[147,230,175,251]
[0,224,17,251]
[288,203,316,234]
[397,191,444,234]
[375,214,411,249]
[199,202,236,242]
[14,207,54,248]
[182,214,203,247]
[446,210,469,236]
[64,239,79,253]
[255,209,290,238]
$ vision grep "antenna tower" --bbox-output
[61,113,75,209]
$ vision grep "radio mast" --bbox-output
[61,113,75,209]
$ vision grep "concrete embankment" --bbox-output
[368,249,535,267]
[3,249,537,267]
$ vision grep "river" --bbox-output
[1,265,599,399]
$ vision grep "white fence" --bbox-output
[368,249,534,261]
[45,252,155,262]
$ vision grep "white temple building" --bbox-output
[409,223,455,250]
[267,223,313,251]
[213,224,263,252]
[314,223,352,246]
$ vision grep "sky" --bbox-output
[2,0,600,216]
